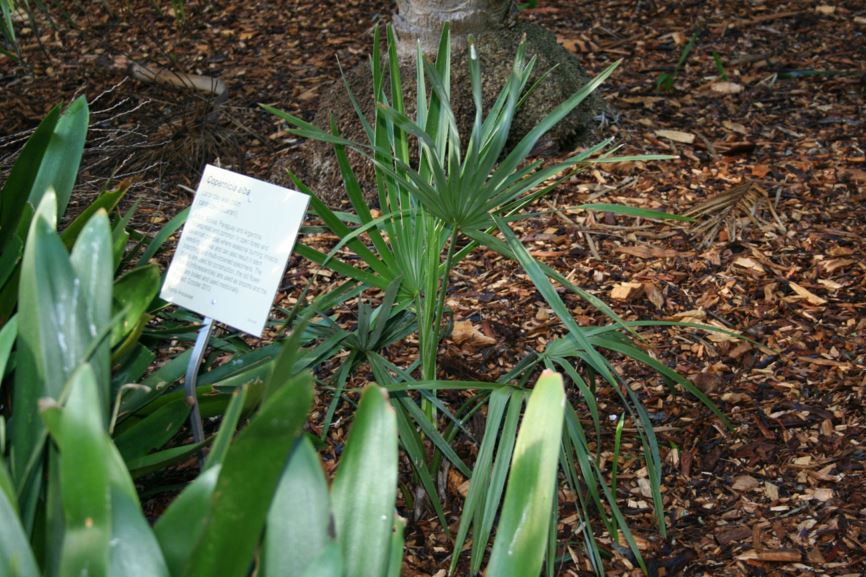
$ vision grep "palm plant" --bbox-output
[265,25,735,574]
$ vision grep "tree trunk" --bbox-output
[394,0,515,55]
[273,1,607,204]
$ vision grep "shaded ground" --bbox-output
[1,1,864,575]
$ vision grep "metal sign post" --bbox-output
[184,316,215,457]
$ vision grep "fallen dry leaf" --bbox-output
[638,477,653,498]
[451,320,496,347]
[751,164,770,178]
[643,282,665,309]
[666,309,708,325]
[715,525,752,546]
[732,475,760,491]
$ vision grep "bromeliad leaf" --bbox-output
[54,363,112,577]
[181,371,313,577]
[265,436,332,577]
[13,192,100,487]
[330,384,398,577]
[0,485,39,577]
[27,97,89,217]
[486,370,566,577]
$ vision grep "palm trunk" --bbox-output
[394,0,515,55]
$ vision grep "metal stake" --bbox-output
[185,316,215,459]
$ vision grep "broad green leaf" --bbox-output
[203,384,248,471]
[137,207,189,267]
[118,350,192,417]
[181,371,313,577]
[110,265,160,347]
[109,343,155,394]
[60,187,128,249]
[0,315,16,385]
[28,97,89,216]
[110,200,137,271]
[13,192,91,485]
[265,436,331,577]
[262,318,309,401]
[0,233,22,290]
[108,486,170,577]
[298,541,343,577]
[109,314,150,365]
[125,443,204,478]
[386,515,406,577]
[153,466,220,577]
[0,105,59,251]
[70,209,113,415]
[114,399,190,462]
[55,363,111,577]
[0,453,13,511]
[487,371,566,577]
[331,384,398,577]
[0,485,38,577]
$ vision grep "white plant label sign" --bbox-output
[161,164,310,337]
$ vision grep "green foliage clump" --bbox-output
[266,24,733,575]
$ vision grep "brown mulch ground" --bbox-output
[2,1,864,576]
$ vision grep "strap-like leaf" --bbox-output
[0,485,39,577]
[330,384,398,577]
[181,371,313,577]
[486,371,566,577]
[265,436,332,577]
[56,363,111,577]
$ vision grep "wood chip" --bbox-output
[733,256,766,273]
[715,525,752,546]
[654,129,696,144]
[616,245,693,259]
[736,549,802,562]
[817,278,843,290]
[812,487,834,501]
[711,81,744,94]
[610,281,644,301]
[788,281,827,305]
